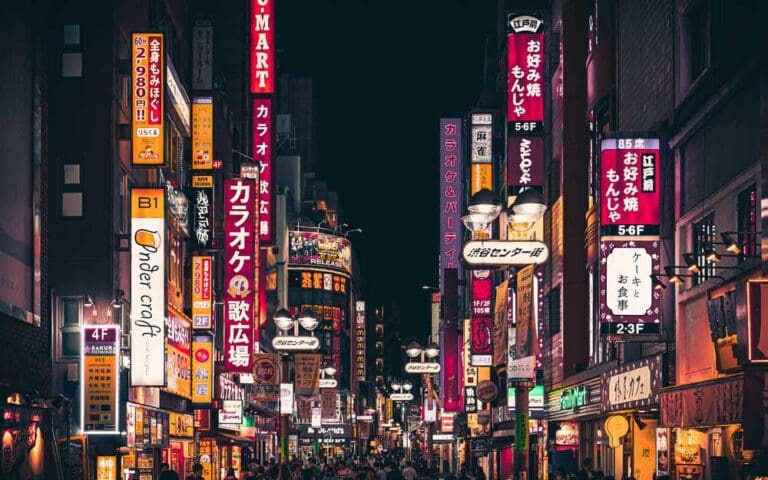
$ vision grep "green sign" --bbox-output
[560,385,588,411]
[515,411,529,451]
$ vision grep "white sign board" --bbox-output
[607,365,652,406]
[219,400,243,425]
[404,363,441,374]
[272,336,320,351]
[463,240,549,267]
[280,383,294,415]
[606,247,653,316]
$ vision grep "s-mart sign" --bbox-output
[250,0,274,94]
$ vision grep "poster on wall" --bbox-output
[130,189,166,386]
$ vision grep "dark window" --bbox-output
[693,213,716,284]
[687,3,709,83]
[737,185,757,262]
[547,287,561,337]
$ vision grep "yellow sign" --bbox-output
[192,334,214,404]
[463,320,478,386]
[191,256,213,329]
[82,326,119,433]
[96,456,117,480]
[169,412,194,438]
[604,414,630,448]
[131,34,164,166]
[164,309,192,399]
[192,97,214,169]
[192,175,214,188]
[470,163,492,195]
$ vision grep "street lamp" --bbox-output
[424,342,440,359]
[467,188,502,221]
[404,341,440,374]
[510,187,546,222]
[390,379,402,392]
[402,380,413,392]
[297,309,320,331]
[324,366,337,377]
[405,341,423,359]
[273,308,295,332]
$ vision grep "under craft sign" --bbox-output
[463,240,549,266]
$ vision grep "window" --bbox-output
[693,212,716,284]
[737,185,758,262]
[60,160,83,217]
[57,296,82,359]
[682,1,710,88]
[547,287,561,337]
[62,53,82,77]
[63,25,80,45]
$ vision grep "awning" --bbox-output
[214,431,252,444]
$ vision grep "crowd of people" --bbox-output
[159,455,488,480]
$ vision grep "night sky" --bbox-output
[278,0,496,340]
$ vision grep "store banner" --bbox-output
[515,266,535,359]
[507,16,544,131]
[294,353,321,395]
[660,377,743,429]
[252,353,279,402]
[169,413,194,438]
[321,388,336,419]
[356,301,366,381]
[219,400,243,425]
[191,334,214,405]
[493,279,509,367]
[462,319,478,386]
[131,34,164,166]
[252,98,273,241]
[470,271,493,365]
[191,256,213,329]
[164,310,192,399]
[130,188,166,386]
[298,395,315,422]
[439,118,463,277]
[191,97,213,169]
[602,355,662,412]
[223,179,256,373]
[82,326,119,433]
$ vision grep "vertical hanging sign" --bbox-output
[191,174,214,250]
[250,0,274,94]
[506,15,544,133]
[82,326,119,433]
[130,189,166,386]
[224,179,256,373]
[192,97,213,170]
[191,255,213,329]
[132,34,164,166]
[470,271,493,366]
[192,19,213,91]
[356,301,366,381]
[439,118,462,291]
[192,334,214,405]
[252,98,273,242]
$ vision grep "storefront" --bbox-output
[125,402,171,479]
[297,424,351,461]
[164,412,195,477]
[546,375,603,476]
[0,404,48,479]
[600,354,664,480]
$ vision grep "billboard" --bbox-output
[250,0,274,94]
[190,174,214,249]
[191,334,214,405]
[288,232,352,274]
[439,118,463,283]
[470,271,493,366]
[356,301,366,381]
[507,16,544,132]
[192,20,213,91]
[82,326,119,433]
[130,189,166,386]
[508,136,544,188]
[600,138,661,236]
[599,239,661,335]
[192,97,213,169]
[224,179,256,372]
[165,310,192,399]
[191,256,213,329]
[252,98,273,241]
[131,34,164,166]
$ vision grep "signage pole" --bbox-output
[515,387,530,478]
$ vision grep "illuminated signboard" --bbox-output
[250,0,274,94]
[190,175,214,249]
[356,301,366,381]
[252,98,273,241]
[192,97,213,169]
[508,136,544,188]
[191,256,213,329]
[224,179,256,373]
[470,270,493,366]
[599,239,661,335]
[130,189,165,386]
[439,118,463,281]
[288,232,351,274]
[471,125,492,163]
[82,326,119,433]
[164,310,192,399]
[132,34,164,166]
[191,334,214,405]
[507,15,544,132]
[600,138,661,236]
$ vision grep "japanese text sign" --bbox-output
[191,175,214,249]
[508,136,544,188]
[192,97,213,169]
[507,18,544,131]
[600,138,661,235]
[164,310,192,399]
[294,354,321,395]
[250,0,274,94]
[252,98,273,241]
[471,124,492,163]
[463,320,478,386]
[224,179,256,372]
[515,266,536,359]
[601,355,662,411]
[132,34,164,166]
[192,20,213,91]
[130,189,166,386]
[356,301,366,381]
[192,256,213,329]
[471,271,493,365]
[599,239,661,335]
[82,326,119,433]
[440,118,463,283]
[462,240,549,266]
[192,334,214,405]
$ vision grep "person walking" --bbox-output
[160,462,180,480]
[224,467,238,480]
[400,462,417,480]
[186,464,204,480]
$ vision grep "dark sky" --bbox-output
[278,0,496,340]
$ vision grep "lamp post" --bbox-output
[461,187,548,480]
[403,341,439,468]
[272,308,320,463]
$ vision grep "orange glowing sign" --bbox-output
[192,97,213,169]
[471,163,492,195]
[131,34,164,166]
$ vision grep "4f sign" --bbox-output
[250,0,274,94]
